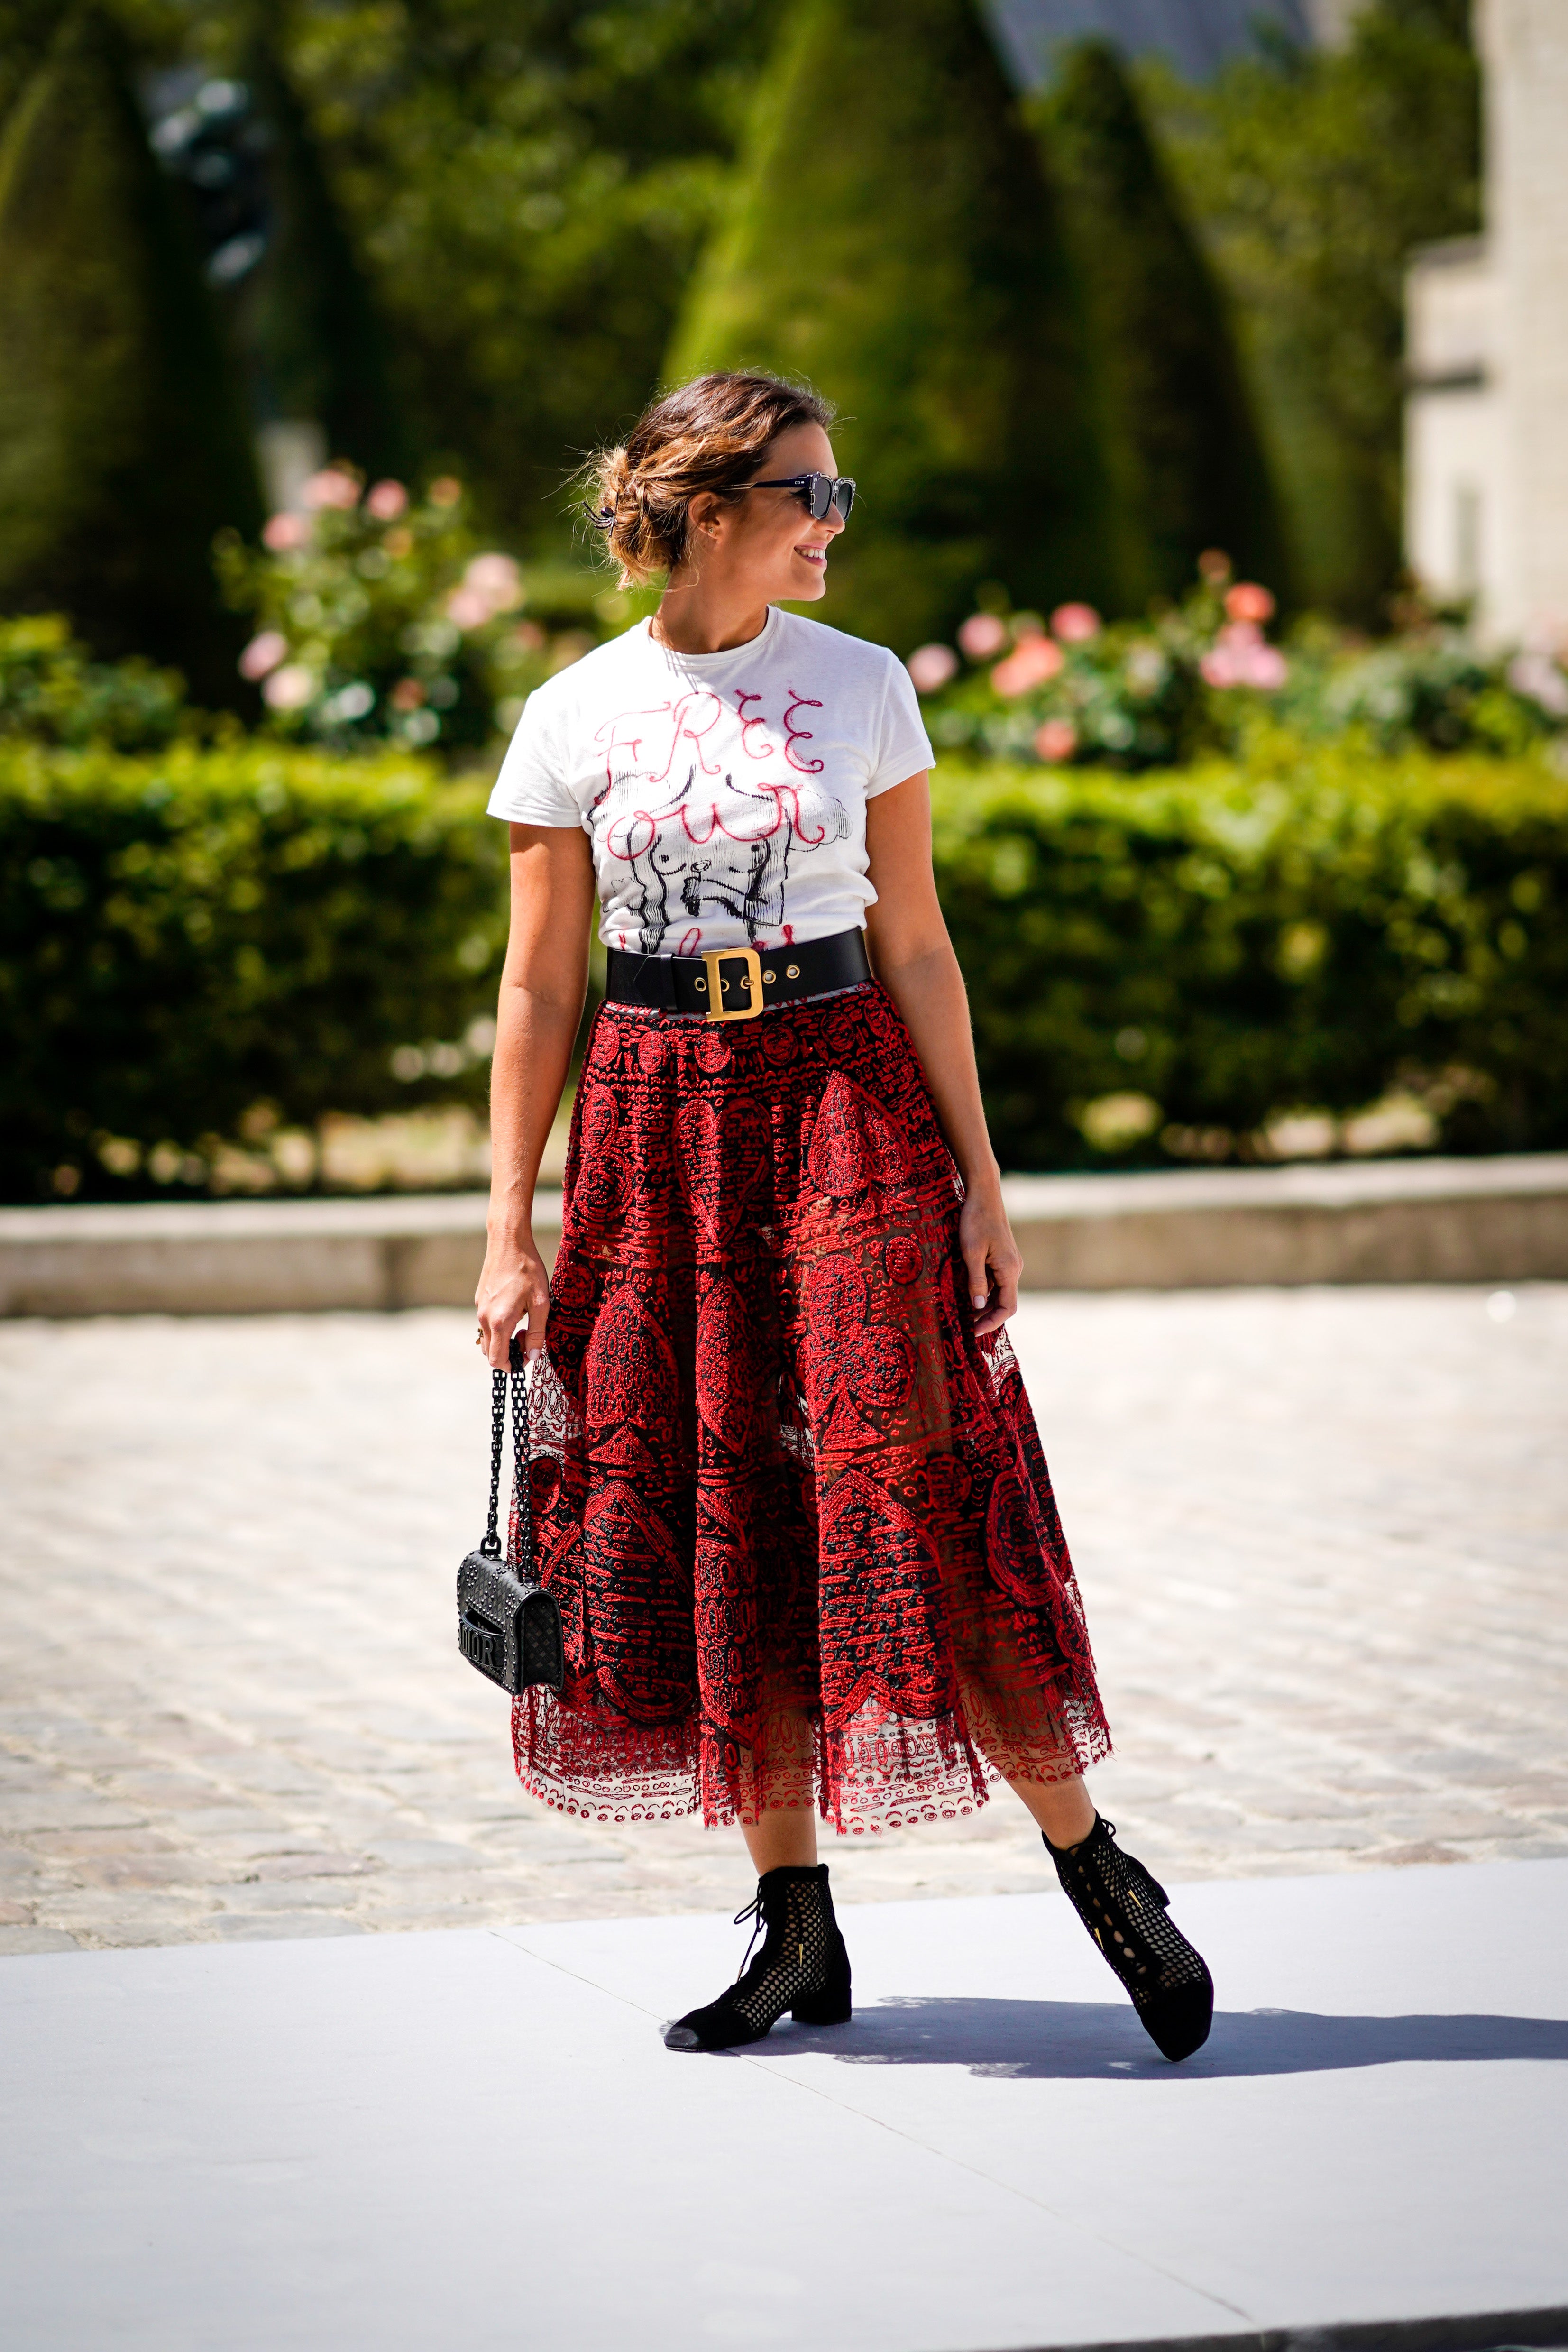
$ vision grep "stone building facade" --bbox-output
[1405,0,1568,645]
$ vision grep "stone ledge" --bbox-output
[1,1152,1565,1316]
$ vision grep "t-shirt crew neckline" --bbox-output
[642,605,782,674]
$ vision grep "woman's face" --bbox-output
[692,422,846,604]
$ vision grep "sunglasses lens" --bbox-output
[834,478,855,519]
[804,474,829,521]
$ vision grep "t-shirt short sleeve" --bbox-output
[486,682,583,829]
[865,651,936,797]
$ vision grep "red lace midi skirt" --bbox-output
[514,976,1111,1833]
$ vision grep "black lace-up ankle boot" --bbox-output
[663,1863,853,2051]
[1045,1815,1214,2062]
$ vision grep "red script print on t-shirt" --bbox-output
[591,686,849,952]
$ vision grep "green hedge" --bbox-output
[0,739,506,1200]
[3,734,1565,1201]
[935,743,1568,1169]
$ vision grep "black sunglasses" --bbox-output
[742,471,856,523]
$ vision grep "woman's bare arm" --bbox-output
[863,772,1021,1335]
[475,821,596,1367]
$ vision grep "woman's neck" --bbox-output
[650,567,771,656]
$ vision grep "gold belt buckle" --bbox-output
[700,946,764,1021]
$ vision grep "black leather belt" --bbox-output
[605,926,871,1021]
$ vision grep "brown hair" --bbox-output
[585,371,834,588]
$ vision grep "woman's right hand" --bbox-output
[475,1234,552,1369]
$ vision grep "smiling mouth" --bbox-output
[795,545,829,566]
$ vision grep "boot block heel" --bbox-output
[791,1930,852,2026]
[791,1986,852,2027]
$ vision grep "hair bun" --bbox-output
[578,372,833,590]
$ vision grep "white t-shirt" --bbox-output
[486,606,935,956]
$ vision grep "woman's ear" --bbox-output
[686,489,725,542]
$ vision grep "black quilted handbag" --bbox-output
[456,1336,565,1695]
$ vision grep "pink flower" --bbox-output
[304,468,360,511]
[238,629,288,681]
[262,512,308,552]
[446,586,493,631]
[462,552,523,615]
[390,677,427,712]
[992,636,1065,697]
[1508,650,1568,717]
[1035,718,1078,763]
[428,476,464,509]
[1198,548,1232,587]
[1225,581,1276,625]
[262,663,316,712]
[1051,603,1101,644]
[908,643,959,694]
[366,479,409,521]
[1201,624,1288,690]
[958,612,1009,660]
[510,620,546,652]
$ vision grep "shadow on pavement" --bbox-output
[766,1998,1568,2079]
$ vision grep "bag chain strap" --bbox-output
[479,1334,533,1571]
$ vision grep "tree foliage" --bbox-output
[668,0,1115,652]
[0,6,262,699]
[240,33,406,475]
[273,0,773,543]
[1038,41,1291,612]
[154,17,413,481]
[1147,0,1480,621]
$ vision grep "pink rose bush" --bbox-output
[911,562,1295,770]
[907,643,958,694]
[365,480,409,522]
[238,630,288,683]
[912,558,1568,768]
[1051,603,1102,644]
[304,468,361,512]
[992,634,1064,698]
[1034,717,1078,763]
[1201,623,1289,691]
[957,612,1009,661]
[218,466,602,752]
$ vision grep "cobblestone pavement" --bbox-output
[0,1287,1564,1953]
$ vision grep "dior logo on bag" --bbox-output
[456,1337,565,1697]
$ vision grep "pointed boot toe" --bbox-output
[1138,1957,1215,2063]
[661,1864,852,2053]
[1045,1818,1215,2064]
[662,1992,770,2053]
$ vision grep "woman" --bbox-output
[475,371,1213,2062]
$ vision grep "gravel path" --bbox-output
[1,1286,1563,1951]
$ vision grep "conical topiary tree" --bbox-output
[1042,40,1292,607]
[228,24,410,482]
[0,7,263,701]
[0,0,56,137]
[668,0,1122,652]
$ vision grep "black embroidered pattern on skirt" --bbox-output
[511,977,1111,1831]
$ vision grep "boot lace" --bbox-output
[729,1874,834,2030]
[1056,1819,1208,2001]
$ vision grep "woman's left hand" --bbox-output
[959,1187,1022,1336]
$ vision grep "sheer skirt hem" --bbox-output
[512,1679,1112,1836]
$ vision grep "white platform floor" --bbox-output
[3,1859,1565,2352]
